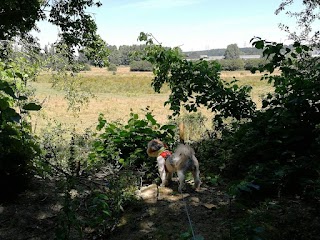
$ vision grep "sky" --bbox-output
[35,0,302,52]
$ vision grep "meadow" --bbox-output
[30,66,274,135]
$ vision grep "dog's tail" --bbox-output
[174,144,195,157]
[179,121,185,144]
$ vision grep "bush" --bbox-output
[90,110,176,182]
[218,58,245,71]
[220,41,320,200]
[244,58,268,71]
[107,63,117,71]
[0,61,41,200]
[80,63,91,71]
[130,60,153,71]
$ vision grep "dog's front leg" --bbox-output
[157,156,167,187]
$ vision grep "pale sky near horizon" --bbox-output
[35,0,302,52]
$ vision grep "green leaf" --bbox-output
[291,52,297,59]
[0,80,15,98]
[119,158,126,165]
[95,145,105,152]
[0,98,10,110]
[160,124,176,130]
[18,96,28,100]
[254,40,264,49]
[302,45,310,51]
[293,42,300,47]
[3,108,21,122]
[146,112,157,125]
[296,47,302,54]
[22,103,42,111]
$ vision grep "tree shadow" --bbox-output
[0,178,62,240]
[108,182,230,240]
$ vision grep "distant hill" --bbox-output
[184,47,263,59]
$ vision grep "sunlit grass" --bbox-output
[30,67,275,134]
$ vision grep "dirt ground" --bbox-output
[0,178,230,240]
[0,178,61,240]
[109,183,230,240]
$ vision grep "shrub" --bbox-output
[80,63,91,71]
[244,58,268,71]
[107,63,117,71]
[218,58,245,71]
[90,110,176,182]
[130,60,153,71]
[0,61,41,200]
[221,41,320,200]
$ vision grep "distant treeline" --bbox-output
[184,47,263,59]
[105,44,267,71]
[105,45,265,68]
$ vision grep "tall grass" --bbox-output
[30,67,274,133]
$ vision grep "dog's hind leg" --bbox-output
[192,156,201,190]
[177,169,186,192]
[166,172,173,183]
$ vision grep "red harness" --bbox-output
[160,150,172,159]
[159,150,172,172]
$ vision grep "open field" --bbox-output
[30,66,274,134]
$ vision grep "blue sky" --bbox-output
[36,0,301,51]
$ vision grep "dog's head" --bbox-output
[147,139,166,157]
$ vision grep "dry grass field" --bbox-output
[29,66,274,134]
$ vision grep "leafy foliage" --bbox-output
[138,32,256,124]
[0,59,41,200]
[243,58,269,71]
[55,171,138,239]
[0,0,41,40]
[79,34,109,67]
[276,0,320,47]
[130,60,153,72]
[49,0,102,47]
[1,0,108,65]
[107,63,117,72]
[184,46,263,59]
[224,43,241,59]
[90,110,176,181]
[220,39,320,199]
[218,58,245,71]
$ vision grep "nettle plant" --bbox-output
[90,110,176,181]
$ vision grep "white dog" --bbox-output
[147,139,201,191]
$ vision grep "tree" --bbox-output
[0,0,41,40]
[224,43,241,59]
[107,45,121,65]
[0,0,108,200]
[221,39,320,199]
[138,29,320,200]
[276,0,320,47]
[0,0,108,65]
[138,32,255,123]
